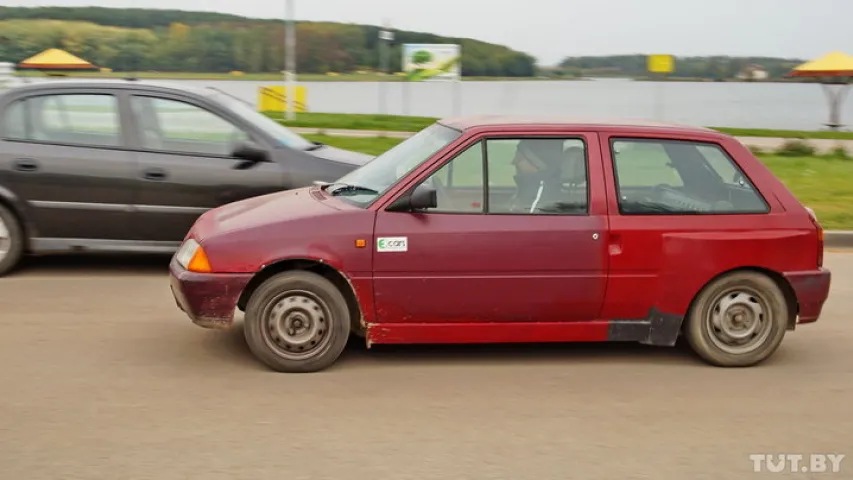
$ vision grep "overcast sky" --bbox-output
[5,0,851,65]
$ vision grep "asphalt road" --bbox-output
[1,253,851,480]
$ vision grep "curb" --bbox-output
[825,231,853,248]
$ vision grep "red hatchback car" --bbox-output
[169,115,831,373]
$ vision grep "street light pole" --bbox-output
[378,19,393,115]
[284,0,296,120]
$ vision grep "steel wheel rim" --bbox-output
[0,216,10,261]
[260,290,333,361]
[706,287,772,355]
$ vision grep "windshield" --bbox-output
[211,92,315,151]
[327,123,462,207]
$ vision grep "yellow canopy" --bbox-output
[17,48,97,70]
[788,51,853,77]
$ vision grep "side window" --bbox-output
[420,141,485,213]
[612,140,683,187]
[28,94,121,147]
[486,137,588,215]
[611,138,769,214]
[2,99,26,140]
[131,96,249,156]
[697,144,743,185]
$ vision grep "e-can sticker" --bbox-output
[377,237,408,252]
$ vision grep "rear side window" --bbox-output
[610,138,769,215]
[2,99,26,140]
[11,93,123,148]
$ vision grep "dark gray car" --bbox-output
[0,79,373,275]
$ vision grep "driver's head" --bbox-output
[513,139,562,175]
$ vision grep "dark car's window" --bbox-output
[2,99,26,140]
[417,136,589,215]
[611,138,769,215]
[18,94,122,147]
[130,96,250,156]
[210,92,314,151]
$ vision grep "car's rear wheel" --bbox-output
[243,270,351,373]
[0,204,25,277]
[684,271,788,367]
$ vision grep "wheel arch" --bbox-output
[0,190,30,251]
[685,265,799,331]
[236,258,365,335]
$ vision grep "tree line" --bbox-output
[0,6,537,77]
[557,54,806,80]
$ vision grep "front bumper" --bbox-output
[784,268,832,324]
[169,258,254,329]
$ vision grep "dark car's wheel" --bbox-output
[244,271,351,373]
[0,204,25,277]
[684,271,789,367]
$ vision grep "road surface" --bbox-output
[1,253,851,479]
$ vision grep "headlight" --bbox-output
[174,239,212,272]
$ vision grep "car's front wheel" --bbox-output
[244,271,351,373]
[684,271,789,367]
[0,204,25,277]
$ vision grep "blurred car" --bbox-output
[0,79,372,275]
[169,115,831,373]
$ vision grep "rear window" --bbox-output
[610,138,769,215]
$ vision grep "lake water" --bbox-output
[15,77,853,131]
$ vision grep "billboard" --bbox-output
[402,43,461,81]
[647,54,675,74]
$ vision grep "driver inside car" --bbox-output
[508,139,565,213]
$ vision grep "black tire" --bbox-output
[244,270,351,373]
[684,271,788,367]
[0,204,25,277]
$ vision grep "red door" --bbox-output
[371,132,609,325]
[597,132,789,321]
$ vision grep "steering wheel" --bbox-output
[641,183,672,202]
[430,177,455,210]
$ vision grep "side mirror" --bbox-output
[231,140,269,164]
[388,184,438,212]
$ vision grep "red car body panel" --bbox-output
[169,117,831,347]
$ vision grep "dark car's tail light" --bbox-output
[806,207,823,267]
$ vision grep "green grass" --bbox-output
[274,112,437,132]
[712,127,853,140]
[760,155,853,230]
[14,70,548,82]
[308,134,853,229]
[304,134,402,156]
[269,112,853,140]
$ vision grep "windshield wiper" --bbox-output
[305,141,325,152]
[326,183,379,196]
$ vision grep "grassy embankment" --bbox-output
[271,112,853,141]
[300,130,853,230]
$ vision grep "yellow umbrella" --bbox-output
[787,51,853,130]
[17,48,98,70]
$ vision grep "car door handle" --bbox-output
[13,158,39,172]
[141,168,168,181]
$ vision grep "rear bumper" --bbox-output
[784,268,832,324]
[169,258,254,329]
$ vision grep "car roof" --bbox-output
[2,78,218,98]
[438,114,719,136]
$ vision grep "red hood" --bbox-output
[191,186,341,242]
[189,186,376,274]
